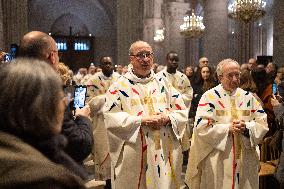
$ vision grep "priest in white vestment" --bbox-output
[103,41,188,189]
[157,51,193,108]
[157,51,193,150]
[185,59,268,189]
[87,56,120,185]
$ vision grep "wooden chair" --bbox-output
[259,136,280,176]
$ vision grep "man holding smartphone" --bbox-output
[18,31,93,167]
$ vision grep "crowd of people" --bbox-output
[0,30,284,189]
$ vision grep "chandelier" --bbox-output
[180,10,205,38]
[228,0,266,23]
[153,28,165,43]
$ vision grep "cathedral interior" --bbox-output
[0,0,283,71]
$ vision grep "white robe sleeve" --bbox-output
[103,83,142,167]
[89,94,106,115]
[244,96,268,148]
[181,78,193,108]
[166,82,189,141]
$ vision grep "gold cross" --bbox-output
[146,95,161,150]
[231,98,242,159]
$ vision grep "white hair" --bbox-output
[216,58,239,76]
[129,40,151,55]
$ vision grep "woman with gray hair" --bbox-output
[0,58,86,188]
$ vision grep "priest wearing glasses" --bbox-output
[185,59,268,189]
[103,40,188,189]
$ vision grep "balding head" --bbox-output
[129,40,152,56]
[248,58,257,70]
[19,31,59,70]
[199,57,208,67]
[129,40,153,78]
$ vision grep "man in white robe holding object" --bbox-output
[87,56,120,188]
[103,41,188,189]
[185,59,268,189]
[157,51,193,151]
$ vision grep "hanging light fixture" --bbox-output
[180,9,205,38]
[153,28,165,43]
[228,0,266,23]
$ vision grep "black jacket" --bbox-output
[62,103,93,164]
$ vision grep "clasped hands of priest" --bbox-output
[229,119,246,135]
[141,113,170,130]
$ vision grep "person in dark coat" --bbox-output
[0,59,87,188]
[189,65,217,118]
[63,101,93,164]
[18,31,94,165]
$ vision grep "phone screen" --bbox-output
[10,44,18,58]
[272,83,277,95]
[3,54,13,62]
[73,85,87,109]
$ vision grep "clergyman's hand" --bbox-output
[230,119,246,134]
[142,115,167,130]
[155,112,170,126]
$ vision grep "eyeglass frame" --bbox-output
[220,72,241,80]
[129,52,154,60]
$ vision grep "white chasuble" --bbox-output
[103,68,188,189]
[157,68,193,151]
[185,84,268,189]
[157,68,193,108]
[87,71,120,180]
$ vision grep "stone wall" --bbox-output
[116,0,143,65]
[1,0,28,51]
[203,0,229,65]
[273,0,284,66]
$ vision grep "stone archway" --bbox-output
[28,0,117,64]
[50,13,89,36]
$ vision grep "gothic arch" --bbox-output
[50,13,89,36]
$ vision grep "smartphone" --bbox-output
[3,44,18,62]
[3,53,13,62]
[272,82,277,95]
[73,85,87,109]
[10,44,18,58]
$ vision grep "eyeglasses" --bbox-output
[222,72,241,79]
[202,60,209,63]
[130,52,154,60]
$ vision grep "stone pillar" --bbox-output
[185,38,200,67]
[203,0,229,65]
[143,0,164,64]
[2,0,28,51]
[117,0,143,65]
[273,0,284,66]
[163,1,189,69]
[0,0,4,50]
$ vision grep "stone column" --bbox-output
[163,1,189,69]
[0,0,4,50]
[143,0,164,64]
[117,0,144,65]
[2,0,28,51]
[203,0,229,66]
[273,0,284,66]
[185,38,200,67]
